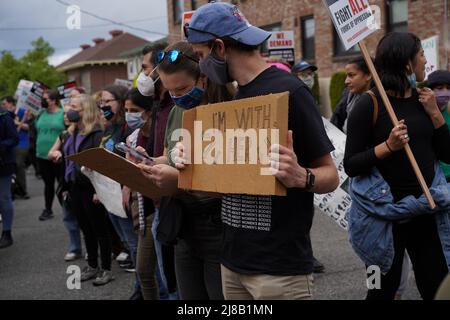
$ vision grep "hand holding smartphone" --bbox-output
[115,142,155,165]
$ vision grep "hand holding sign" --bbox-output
[270,131,307,189]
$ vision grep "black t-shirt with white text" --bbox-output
[221,66,334,275]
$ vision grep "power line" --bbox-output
[54,0,173,37]
[0,17,167,31]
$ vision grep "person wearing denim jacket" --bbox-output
[344,33,450,300]
[347,162,450,276]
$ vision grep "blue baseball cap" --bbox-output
[292,61,318,73]
[186,2,271,46]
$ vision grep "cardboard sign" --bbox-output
[181,11,195,40]
[24,81,48,115]
[178,92,289,196]
[324,0,377,50]
[66,148,169,199]
[422,35,440,79]
[314,118,351,230]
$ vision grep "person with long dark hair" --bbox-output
[344,32,450,300]
[331,56,373,133]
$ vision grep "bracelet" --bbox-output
[385,141,393,153]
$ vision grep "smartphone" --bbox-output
[115,142,155,165]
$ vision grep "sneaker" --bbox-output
[124,266,136,273]
[64,252,82,262]
[0,232,13,249]
[80,266,99,282]
[119,260,133,269]
[39,209,54,221]
[18,193,30,200]
[116,251,129,262]
[93,270,115,286]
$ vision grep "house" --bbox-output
[57,30,149,93]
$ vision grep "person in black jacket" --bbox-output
[63,94,115,286]
[0,106,19,249]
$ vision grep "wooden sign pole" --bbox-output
[359,40,436,209]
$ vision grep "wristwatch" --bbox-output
[305,168,315,191]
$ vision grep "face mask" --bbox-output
[41,99,49,109]
[199,47,231,86]
[435,90,450,111]
[407,64,417,89]
[67,109,81,123]
[125,111,145,130]
[300,75,315,90]
[170,86,205,110]
[137,68,158,97]
[100,105,115,121]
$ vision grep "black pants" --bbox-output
[175,208,224,300]
[69,183,112,270]
[366,215,449,300]
[37,159,62,211]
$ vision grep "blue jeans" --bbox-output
[109,213,140,290]
[0,175,14,232]
[152,209,179,300]
[62,206,82,254]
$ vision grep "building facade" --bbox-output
[167,0,450,114]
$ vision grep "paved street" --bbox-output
[0,169,421,300]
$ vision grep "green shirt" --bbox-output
[164,105,186,168]
[35,109,65,159]
[440,109,450,180]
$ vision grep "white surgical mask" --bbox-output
[300,75,315,90]
[136,67,159,97]
[125,112,145,130]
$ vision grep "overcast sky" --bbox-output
[0,0,169,66]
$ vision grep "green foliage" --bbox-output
[329,71,347,112]
[0,37,67,98]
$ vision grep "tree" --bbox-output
[0,37,67,98]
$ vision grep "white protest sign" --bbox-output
[15,80,34,109]
[314,118,351,230]
[267,31,295,50]
[422,35,439,79]
[24,81,48,115]
[81,167,127,218]
[114,79,133,90]
[324,0,377,50]
[267,31,295,64]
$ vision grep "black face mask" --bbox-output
[67,109,81,123]
[41,99,49,109]
[100,105,115,121]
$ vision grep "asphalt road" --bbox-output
[0,169,421,300]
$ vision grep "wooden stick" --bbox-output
[359,40,436,209]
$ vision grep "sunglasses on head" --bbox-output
[156,50,199,64]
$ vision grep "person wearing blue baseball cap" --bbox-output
[180,1,339,300]
[292,61,318,90]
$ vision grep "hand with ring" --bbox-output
[386,119,410,152]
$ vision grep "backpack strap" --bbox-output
[366,90,379,127]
